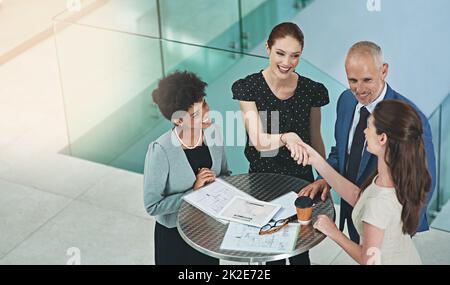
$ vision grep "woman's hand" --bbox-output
[313,215,339,238]
[296,140,323,167]
[282,132,308,165]
[193,168,216,190]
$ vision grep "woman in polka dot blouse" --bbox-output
[231,22,329,265]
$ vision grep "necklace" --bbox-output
[174,128,203,149]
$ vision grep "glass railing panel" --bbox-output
[161,41,239,83]
[159,0,241,52]
[427,92,450,222]
[53,21,163,171]
[429,93,450,229]
[439,96,450,205]
[428,107,441,218]
[54,0,159,38]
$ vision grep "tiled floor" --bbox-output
[0,201,154,265]
[1,36,450,265]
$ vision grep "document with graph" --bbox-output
[220,222,300,253]
[182,178,255,219]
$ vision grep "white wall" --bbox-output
[291,0,450,116]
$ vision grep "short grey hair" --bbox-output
[346,41,385,69]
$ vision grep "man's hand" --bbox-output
[299,178,330,202]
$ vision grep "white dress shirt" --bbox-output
[347,83,387,154]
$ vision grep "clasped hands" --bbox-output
[282,132,318,166]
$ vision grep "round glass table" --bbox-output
[177,173,335,264]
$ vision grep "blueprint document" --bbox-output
[220,222,300,253]
[183,178,255,218]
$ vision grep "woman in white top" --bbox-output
[297,100,431,265]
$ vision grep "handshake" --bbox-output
[281,132,320,167]
[282,132,331,202]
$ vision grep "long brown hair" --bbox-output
[370,100,431,235]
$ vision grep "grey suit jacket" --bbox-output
[143,123,230,228]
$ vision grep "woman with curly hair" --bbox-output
[144,71,229,265]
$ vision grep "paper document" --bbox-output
[220,222,300,253]
[270,191,299,221]
[183,178,254,218]
[217,196,281,228]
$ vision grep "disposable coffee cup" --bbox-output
[295,196,313,225]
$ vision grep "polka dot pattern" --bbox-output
[231,71,330,180]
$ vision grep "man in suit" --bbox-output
[300,41,436,243]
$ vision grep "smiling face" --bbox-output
[345,54,388,106]
[176,98,211,130]
[266,36,302,80]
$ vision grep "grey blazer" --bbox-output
[143,123,230,228]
